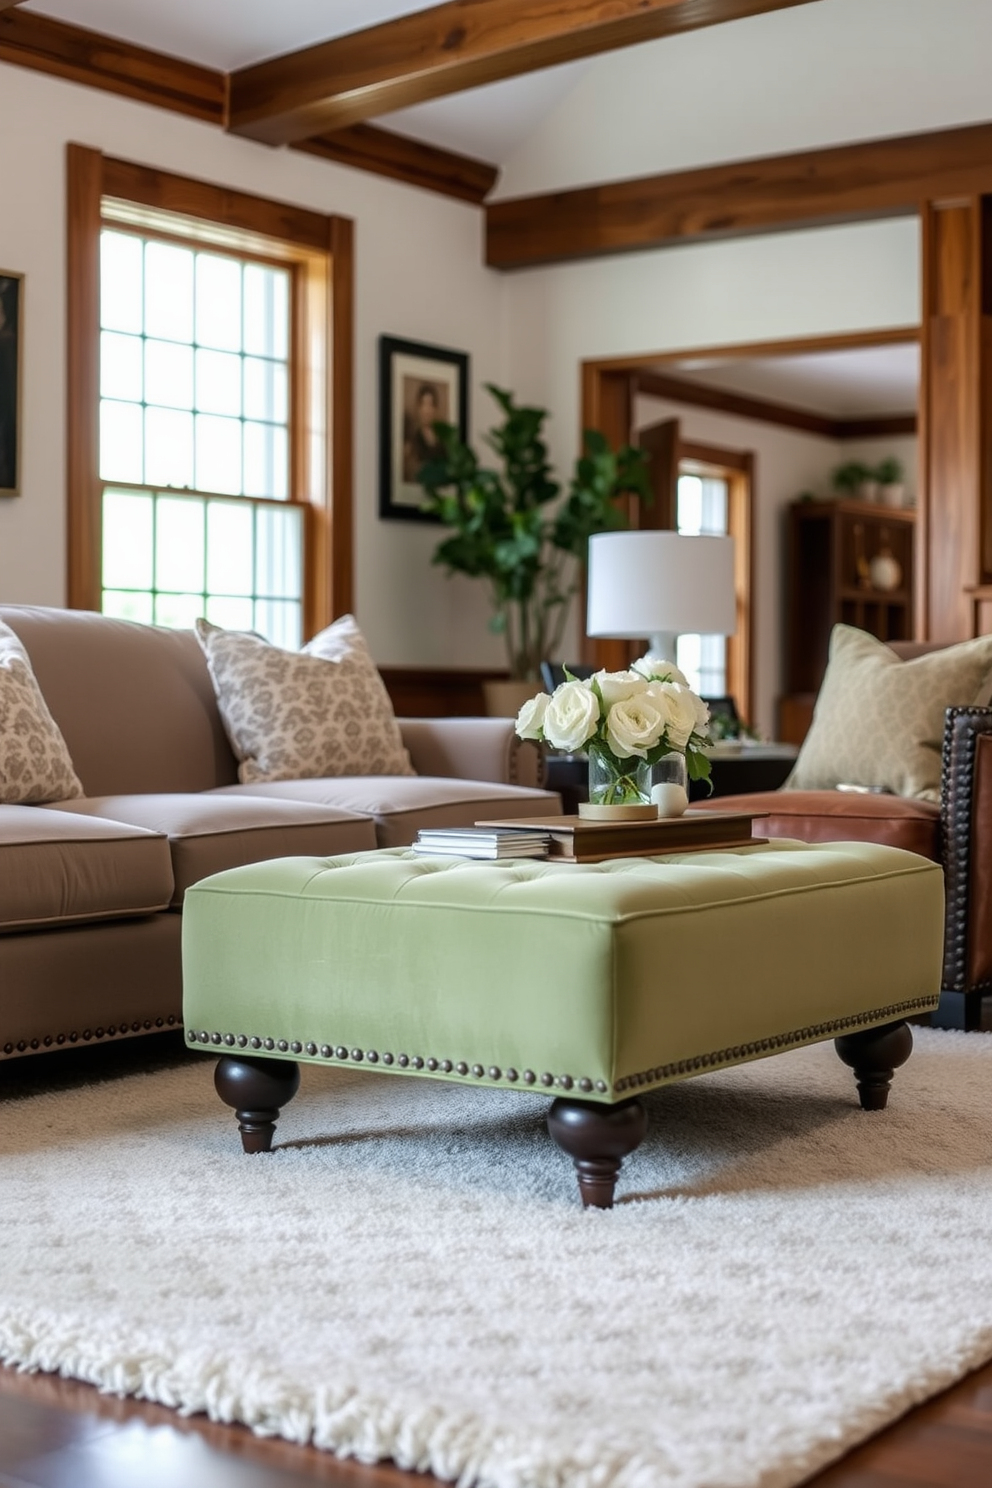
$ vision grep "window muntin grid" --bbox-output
[99,231,290,501]
[676,472,729,698]
[98,226,300,646]
[101,489,303,650]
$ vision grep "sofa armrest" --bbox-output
[939,705,992,1020]
[398,718,547,789]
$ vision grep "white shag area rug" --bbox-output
[4,1029,992,1488]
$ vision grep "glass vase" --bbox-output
[650,753,689,818]
[580,745,655,820]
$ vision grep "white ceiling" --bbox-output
[669,344,921,420]
[23,0,441,72]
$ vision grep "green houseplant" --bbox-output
[417,385,651,682]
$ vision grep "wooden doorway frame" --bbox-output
[580,326,922,691]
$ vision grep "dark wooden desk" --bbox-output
[545,746,798,814]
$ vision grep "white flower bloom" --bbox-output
[592,669,650,706]
[515,692,550,741]
[605,697,667,759]
[647,682,698,750]
[544,680,600,752]
[632,654,691,689]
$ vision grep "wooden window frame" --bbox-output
[677,440,754,724]
[65,143,354,636]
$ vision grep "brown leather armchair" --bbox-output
[701,699,992,1031]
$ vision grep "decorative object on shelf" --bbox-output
[869,534,903,593]
[650,752,689,817]
[417,385,651,684]
[378,335,469,522]
[585,529,736,665]
[852,521,872,590]
[515,655,712,820]
[832,461,878,503]
[0,270,22,497]
[875,457,906,509]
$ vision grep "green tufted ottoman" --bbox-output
[182,840,944,1207]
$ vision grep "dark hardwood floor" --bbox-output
[2,1036,991,1488]
[3,1354,992,1488]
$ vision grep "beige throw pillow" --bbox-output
[195,616,414,784]
[0,619,84,803]
[785,624,992,802]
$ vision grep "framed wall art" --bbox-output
[378,335,469,522]
[0,271,22,497]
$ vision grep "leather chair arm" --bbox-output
[940,705,992,996]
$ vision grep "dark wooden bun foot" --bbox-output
[835,1019,913,1111]
[547,1096,648,1208]
[214,1055,301,1152]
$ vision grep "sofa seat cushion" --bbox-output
[209,778,563,849]
[0,805,173,931]
[694,790,940,861]
[46,795,377,906]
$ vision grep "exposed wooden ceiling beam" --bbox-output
[0,8,224,121]
[294,125,498,206]
[486,120,992,269]
[227,0,823,146]
[0,10,497,205]
[636,369,916,440]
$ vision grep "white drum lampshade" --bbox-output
[586,531,736,662]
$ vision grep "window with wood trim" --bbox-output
[66,145,354,640]
[635,419,754,722]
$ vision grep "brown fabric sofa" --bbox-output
[0,605,559,1062]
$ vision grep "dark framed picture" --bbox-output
[378,335,469,522]
[0,271,23,497]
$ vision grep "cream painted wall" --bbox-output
[631,396,919,738]
[0,61,509,669]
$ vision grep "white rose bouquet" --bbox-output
[516,656,713,808]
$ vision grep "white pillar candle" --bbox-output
[652,782,689,818]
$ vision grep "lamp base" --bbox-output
[647,633,678,666]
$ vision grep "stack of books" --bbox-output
[413,827,552,860]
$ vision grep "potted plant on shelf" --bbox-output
[417,384,651,714]
[874,456,906,508]
[832,460,878,503]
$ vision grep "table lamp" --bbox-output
[586,530,736,664]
